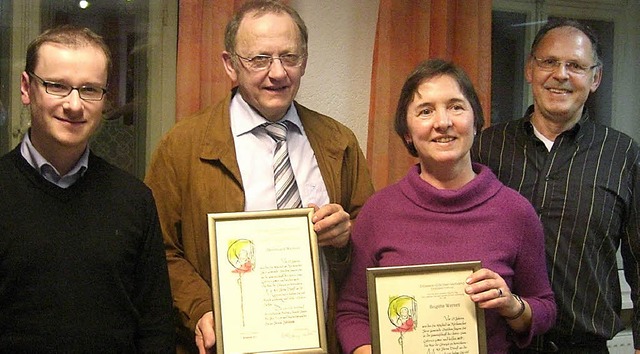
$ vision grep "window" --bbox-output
[491,10,528,124]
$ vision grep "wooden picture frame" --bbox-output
[366,261,487,354]
[208,208,327,354]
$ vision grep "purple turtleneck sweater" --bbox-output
[337,163,556,354]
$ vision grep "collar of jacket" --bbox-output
[198,90,351,170]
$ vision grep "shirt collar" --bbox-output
[522,105,588,140]
[229,91,302,137]
[20,131,89,185]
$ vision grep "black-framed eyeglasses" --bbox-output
[28,72,108,101]
[532,56,600,75]
[234,53,305,71]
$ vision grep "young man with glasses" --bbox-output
[0,25,175,352]
[473,19,640,354]
[144,1,374,353]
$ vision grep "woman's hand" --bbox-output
[464,268,532,332]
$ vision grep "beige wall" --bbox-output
[292,0,380,151]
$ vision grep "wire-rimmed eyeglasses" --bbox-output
[532,56,600,75]
[28,72,108,101]
[234,53,305,71]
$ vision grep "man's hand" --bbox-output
[310,203,351,248]
[195,311,215,354]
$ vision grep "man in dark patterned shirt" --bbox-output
[473,19,640,354]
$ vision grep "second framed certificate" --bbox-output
[367,261,487,354]
[208,208,327,354]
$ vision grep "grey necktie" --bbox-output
[263,122,302,209]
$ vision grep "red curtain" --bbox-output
[367,0,492,190]
[176,0,244,120]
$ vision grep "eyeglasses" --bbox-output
[532,56,600,75]
[234,53,305,71]
[28,72,107,101]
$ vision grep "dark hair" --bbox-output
[224,0,308,56]
[394,59,484,157]
[25,25,112,75]
[531,18,601,65]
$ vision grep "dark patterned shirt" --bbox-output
[472,107,640,349]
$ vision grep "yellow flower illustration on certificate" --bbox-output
[388,295,417,354]
[227,239,255,327]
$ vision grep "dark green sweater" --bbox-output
[0,147,174,353]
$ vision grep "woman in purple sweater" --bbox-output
[336,59,556,354]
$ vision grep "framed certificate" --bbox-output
[208,208,327,354]
[367,261,487,354]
